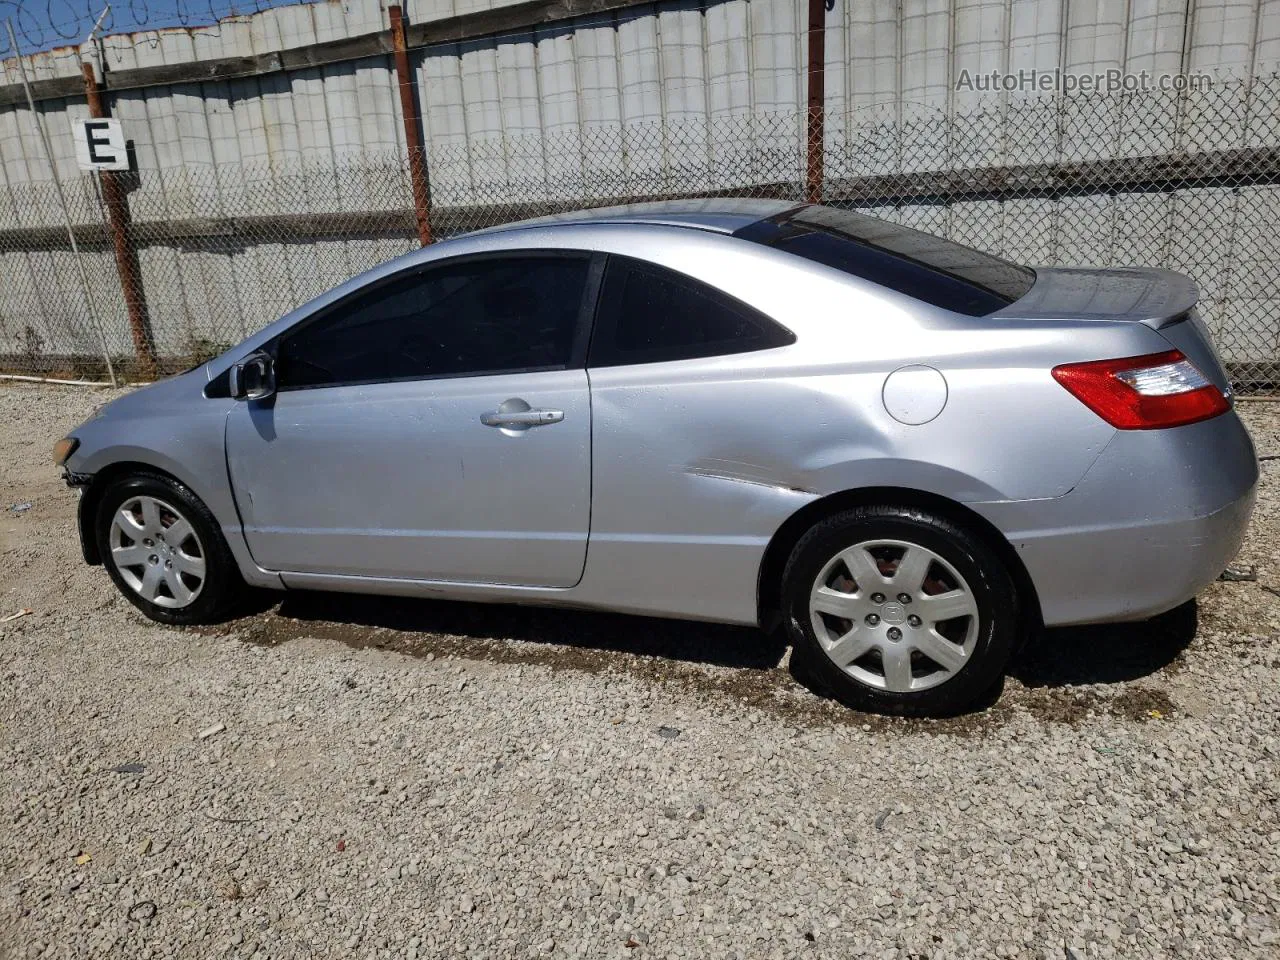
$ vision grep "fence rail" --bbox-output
[3,76,1280,389]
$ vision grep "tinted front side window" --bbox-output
[277,256,590,388]
[590,258,794,367]
[736,205,1036,316]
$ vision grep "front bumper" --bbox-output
[63,471,102,566]
[975,410,1258,627]
[73,484,102,566]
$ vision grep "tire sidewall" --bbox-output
[783,508,1018,716]
[95,474,234,625]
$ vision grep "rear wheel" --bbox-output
[95,473,244,625]
[782,505,1018,716]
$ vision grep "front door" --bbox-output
[225,252,596,588]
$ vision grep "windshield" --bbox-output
[735,205,1036,316]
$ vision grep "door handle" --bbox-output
[480,409,564,428]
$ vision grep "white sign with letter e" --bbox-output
[73,118,129,171]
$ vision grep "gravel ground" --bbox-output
[1,382,1278,960]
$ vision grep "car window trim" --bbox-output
[570,253,607,369]
[586,254,796,369]
[269,248,605,393]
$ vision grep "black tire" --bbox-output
[95,471,245,625]
[782,505,1018,717]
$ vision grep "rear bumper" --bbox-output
[974,411,1258,627]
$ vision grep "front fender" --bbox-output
[70,440,234,571]
[73,441,235,526]
[63,399,285,590]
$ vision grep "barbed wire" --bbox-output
[0,0,317,55]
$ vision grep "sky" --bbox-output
[2,0,313,55]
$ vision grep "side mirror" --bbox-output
[229,351,276,401]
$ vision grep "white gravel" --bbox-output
[1,382,1278,959]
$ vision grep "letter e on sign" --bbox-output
[73,118,129,171]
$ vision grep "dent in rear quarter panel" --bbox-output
[577,342,1115,625]
[568,229,1135,624]
[579,357,821,624]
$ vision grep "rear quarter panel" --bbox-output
[573,227,1184,624]
[581,227,1167,504]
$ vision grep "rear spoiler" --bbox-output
[993,266,1231,390]
[991,267,1199,329]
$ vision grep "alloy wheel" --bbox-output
[808,539,979,693]
[107,495,207,609]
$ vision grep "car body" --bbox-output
[58,199,1258,715]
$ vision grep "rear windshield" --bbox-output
[735,206,1036,316]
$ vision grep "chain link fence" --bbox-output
[2,75,1279,388]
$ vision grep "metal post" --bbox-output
[389,5,433,245]
[5,20,118,386]
[82,62,156,378]
[805,0,827,204]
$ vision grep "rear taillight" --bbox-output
[1051,350,1229,429]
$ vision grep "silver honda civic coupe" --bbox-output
[55,199,1257,716]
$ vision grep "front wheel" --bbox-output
[782,505,1019,716]
[95,472,244,625]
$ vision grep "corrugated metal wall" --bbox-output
[2,0,1279,368]
[4,1,1265,204]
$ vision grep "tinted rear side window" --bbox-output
[737,205,1035,316]
[589,256,794,367]
[277,255,591,389]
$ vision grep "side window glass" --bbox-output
[589,257,793,367]
[277,256,591,389]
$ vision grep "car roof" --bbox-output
[466,198,802,237]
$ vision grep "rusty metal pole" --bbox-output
[389,5,433,245]
[805,0,827,204]
[82,62,156,378]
